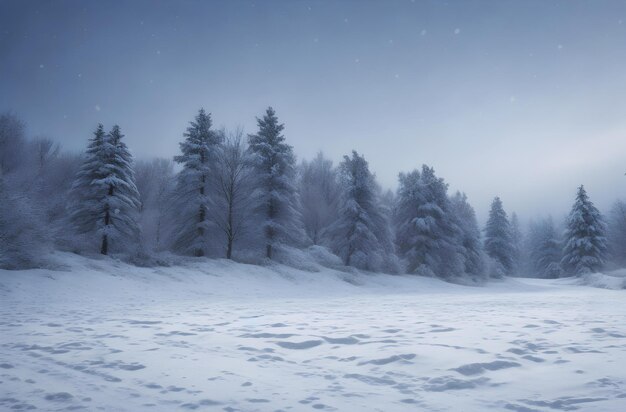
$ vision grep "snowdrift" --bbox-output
[1,253,626,411]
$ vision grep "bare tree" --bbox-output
[0,112,26,175]
[212,128,254,259]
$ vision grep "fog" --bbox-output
[2,1,625,223]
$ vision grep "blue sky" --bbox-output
[1,0,625,222]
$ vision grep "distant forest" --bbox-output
[1,109,623,280]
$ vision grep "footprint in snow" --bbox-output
[275,340,323,350]
[358,354,416,366]
[452,360,521,376]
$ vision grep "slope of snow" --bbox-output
[1,253,626,411]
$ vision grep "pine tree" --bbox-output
[329,151,395,272]
[561,185,607,275]
[69,124,141,254]
[394,166,464,279]
[537,217,562,278]
[248,107,302,259]
[171,109,223,257]
[484,197,515,276]
[450,191,486,280]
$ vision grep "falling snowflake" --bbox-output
[420,29,427,36]
[95,105,101,112]
[557,44,563,49]
[454,28,461,35]
[39,64,44,68]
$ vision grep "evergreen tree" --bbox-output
[172,109,223,257]
[330,151,395,271]
[484,197,515,276]
[537,217,562,278]
[450,191,487,280]
[69,124,141,254]
[248,107,302,259]
[561,185,607,275]
[394,166,464,279]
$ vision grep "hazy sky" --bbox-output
[1,0,625,223]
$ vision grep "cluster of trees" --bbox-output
[0,109,623,280]
[483,186,612,278]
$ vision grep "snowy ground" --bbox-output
[1,254,626,411]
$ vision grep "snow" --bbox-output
[1,253,626,411]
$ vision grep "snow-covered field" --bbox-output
[1,254,626,411]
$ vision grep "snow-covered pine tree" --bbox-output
[394,166,464,279]
[69,124,141,255]
[450,191,487,280]
[171,109,223,257]
[329,151,395,272]
[248,107,303,259]
[484,196,515,277]
[561,185,607,275]
[535,217,562,278]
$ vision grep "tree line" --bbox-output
[0,108,622,280]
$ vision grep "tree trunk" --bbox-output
[101,184,113,255]
[266,244,272,259]
[226,187,234,259]
[196,174,205,257]
[101,234,108,255]
[226,237,233,260]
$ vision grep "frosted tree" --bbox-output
[135,158,176,251]
[211,129,255,259]
[329,151,395,271]
[69,124,141,255]
[0,170,48,268]
[171,109,223,256]
[510,212,523,275]
[0,112,26,175]
[484,197,515,277]
[527,217,562,278]
[298,152,340,246]
[607,199,626,267]
[450,191,486,280]
[561,185,607,275]
[248,107,303,259]
[394,166,464,279]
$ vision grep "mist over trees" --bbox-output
[1,109,625,281]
